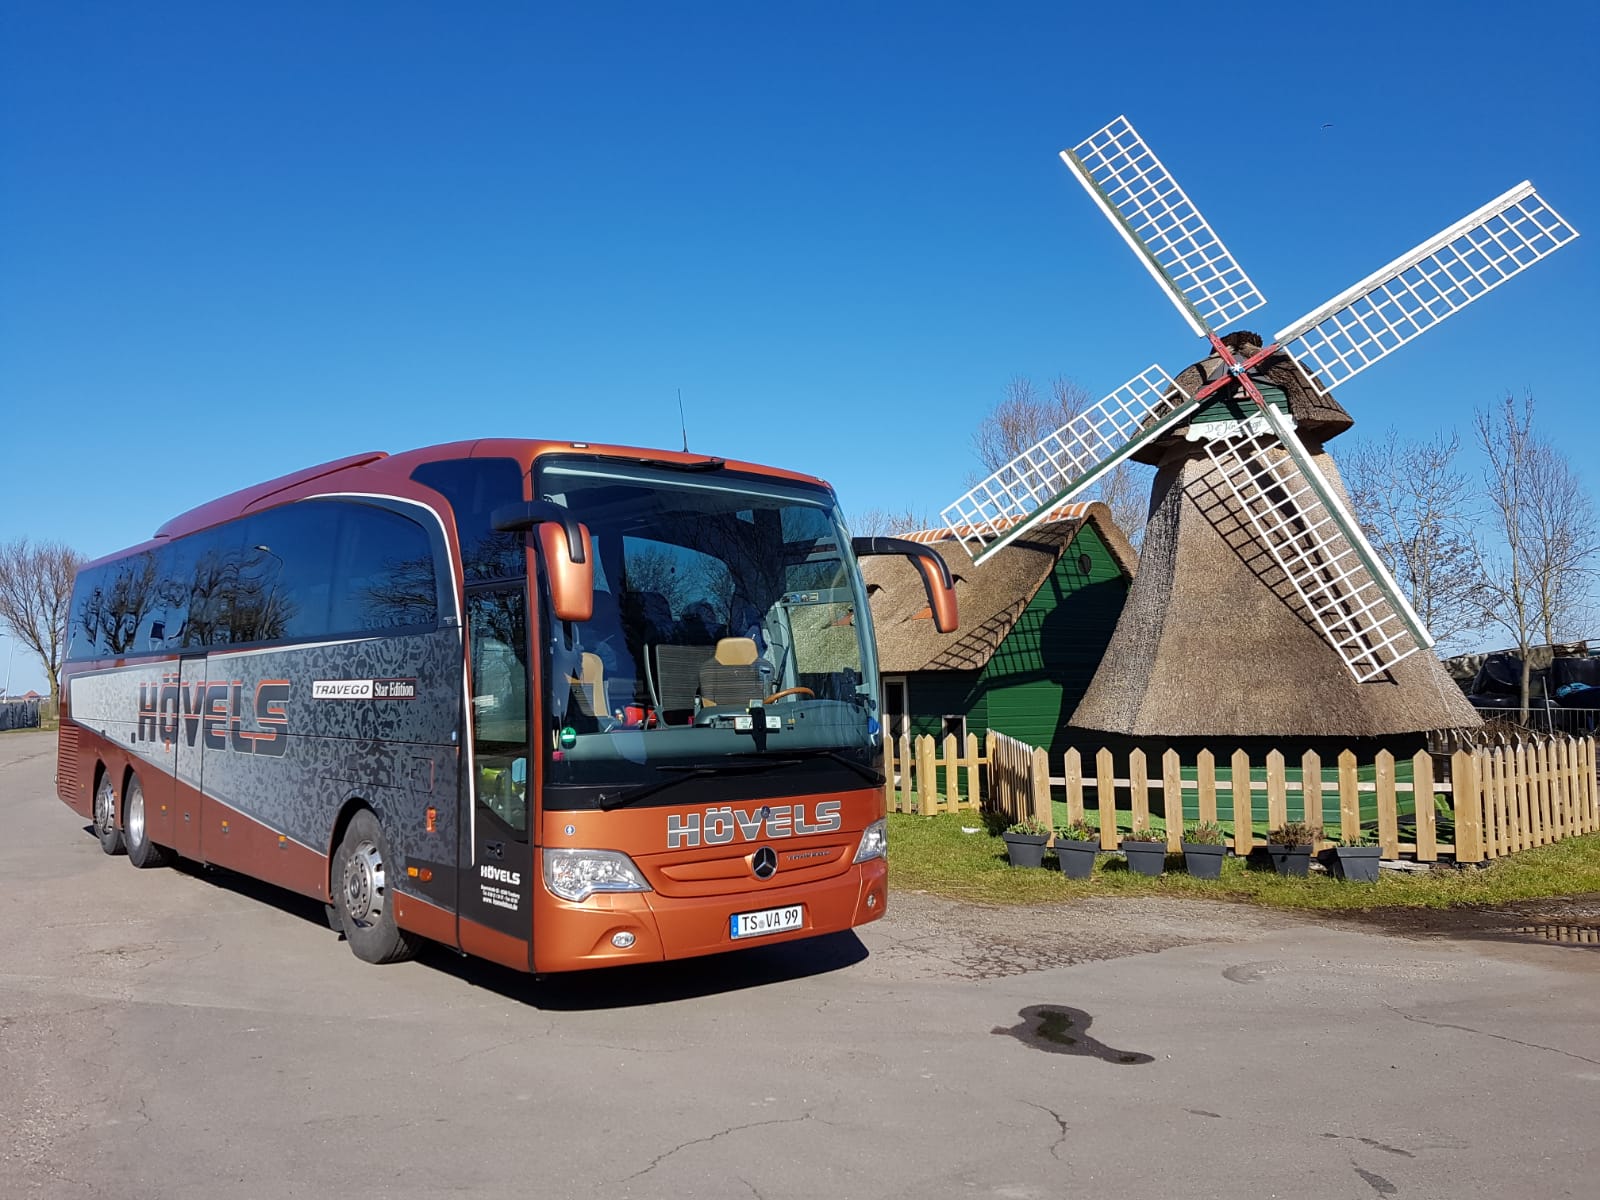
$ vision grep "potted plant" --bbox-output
[1120,822,1166,877]
[1181,820,1227,879]
[1266,821,1320,877]
[1002,818,1051,868]
[1053,821,1100,880]
[1322,830,1382,882]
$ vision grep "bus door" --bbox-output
[460,585,535,962]
[171,650,206,860]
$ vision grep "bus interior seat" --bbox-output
[653,643,714,722]
[698,637,766,709]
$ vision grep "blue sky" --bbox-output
[2,1,1597,690]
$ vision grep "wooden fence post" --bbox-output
[1197,749,1217,828]
[915,735,937,816]
[965,732,981,811]
[1412,750,1437,862]
[1163,749,1183,851]
[1375,751,1398,858]
[1338,750,1360,845]
[1302,750,1324,834]
[1230,749,1253,855]
[1513,743,1531,852]
[1031,746,1052,829]
[1130,749,1150,835]
[1489,746,1509,857]
[1065,749,1084,828]
[1096,748,1117,849]
[1453,750,1484,863]
[1266,750,1287,836]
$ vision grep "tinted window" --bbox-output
[234,505,337,642]
[181,526,239,648]
[67,563,110,660]
[331,503,439,632]
[410,457,525,582]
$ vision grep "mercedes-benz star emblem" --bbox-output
[752,847,778,880]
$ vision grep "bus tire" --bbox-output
[123,774,176,869]
[332,809,419,965]
[93,770,125,856]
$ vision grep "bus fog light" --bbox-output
[853,818,887,863]
[866,891,878,909]
[542,848,652,903]
[611,931,636,949]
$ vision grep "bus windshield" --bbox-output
[534,457,880,810]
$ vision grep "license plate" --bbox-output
[730,903,804,940]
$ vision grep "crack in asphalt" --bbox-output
[625,1114,815,1181]
[1321,1132,1415,1158]
[1022,1101,1070,1160]
[1353,1164,1399,1196]
[1385,1003,1600,1066]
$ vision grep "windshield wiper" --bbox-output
[750,748,885,787]
[597,759,801,811]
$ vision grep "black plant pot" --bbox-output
[1267,843,1313,877]
[1055,838,1098,880]
[1182,842,1225,879]
[1323,845,1382,882]
[1121,839,1167,877]
[1003,832,1049,868]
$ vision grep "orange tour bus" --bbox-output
[56,440,956,973]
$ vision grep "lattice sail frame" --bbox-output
[942,367,1193,562]
[1275,182,1579,395]
[1062,116,1266,337]
[1201,407,1432,682]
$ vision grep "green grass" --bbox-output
[887,812,1600,911]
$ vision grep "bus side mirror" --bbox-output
[537,522,594,623]
[491,501,594,623]
[851,536,958,633]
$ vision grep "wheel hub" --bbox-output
[95,779,116,836]
[342,840,385,928]
[126,785,145,846]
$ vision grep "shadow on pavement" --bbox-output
[166,846,870,1007]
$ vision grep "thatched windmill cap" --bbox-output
[1130,330,1355,466]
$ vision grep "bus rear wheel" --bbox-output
[333,809,420,965]
[93,771,125,856]
[124,775,176,869]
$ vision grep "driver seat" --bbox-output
[698,637,766,709]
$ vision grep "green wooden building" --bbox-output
[862,503,1136,761]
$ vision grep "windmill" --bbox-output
[942,116,1578,698]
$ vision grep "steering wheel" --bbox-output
[764,687,814,704]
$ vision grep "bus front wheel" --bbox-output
[93,771,125,856]
[332,809,420,965]
[124,774,176,870]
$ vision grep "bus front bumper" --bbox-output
[530,858,887,974]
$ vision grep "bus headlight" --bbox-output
[542,849,652,903]
[853,818,887,863]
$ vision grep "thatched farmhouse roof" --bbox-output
[863,503,1135,674]
[1071,440,1481,739]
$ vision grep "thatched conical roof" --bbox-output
[1072,428,1479,738]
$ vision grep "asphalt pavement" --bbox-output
[2,730,1596,1200]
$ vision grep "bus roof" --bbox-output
[146,439,834,543]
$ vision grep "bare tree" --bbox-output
[1337,428,1483,649]
[1474,391,1600,713]
[851,508,929,538]
[971,374,1150,548]
[0,538,82,708]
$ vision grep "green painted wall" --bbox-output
[898,525,1129,757]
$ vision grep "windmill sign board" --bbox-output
[941,116,1578,683]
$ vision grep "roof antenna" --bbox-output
[677,388,690,452]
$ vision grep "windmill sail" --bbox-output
[1062,115,1267,337]
[1275,182,1579,395]
[942,367,1192,562]
[1202,406,1432,682]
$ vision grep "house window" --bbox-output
[942,714,967,744]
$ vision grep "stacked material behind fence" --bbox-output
[891,728,1598,864]
[0,699,42,732]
